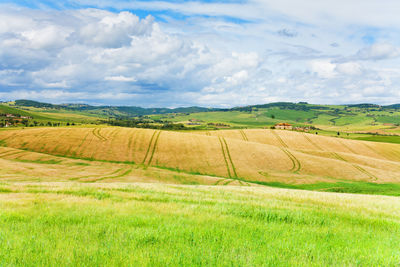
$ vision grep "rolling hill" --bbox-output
[3,99,400,131]
[1,127,399,188]
[1,126,400,266]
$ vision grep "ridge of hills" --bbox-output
[3,99,400,145]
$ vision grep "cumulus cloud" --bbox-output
[78,10,154,48]
[0,6,266,106]
[1,2,400,106]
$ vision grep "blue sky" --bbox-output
[0,0,399,107]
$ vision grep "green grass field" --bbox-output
[1,182,399,266]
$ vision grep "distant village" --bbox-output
[273,122,315,132]
[0,113,31,127]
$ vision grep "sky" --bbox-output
[0,0,400,107]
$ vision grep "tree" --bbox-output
[271,114,275,119]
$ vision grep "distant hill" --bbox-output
[13,99,218,117]
[2,99,400,136]
[11,99,400,116]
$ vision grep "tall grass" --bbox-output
[0,182,399,266]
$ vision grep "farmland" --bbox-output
[2,101,400,139]
[1,127,400,191]
[1,106,400,266]
[149,103,400,138]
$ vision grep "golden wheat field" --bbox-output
[0,127,399,185]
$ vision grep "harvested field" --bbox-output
[0,127,399,184]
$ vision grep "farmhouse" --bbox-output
[275,122,293,130]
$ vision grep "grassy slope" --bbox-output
[1,127,400,189]
[151,106,400,135]
[0,104,100,124]
[5,102,400,137]
[0,182,399,266]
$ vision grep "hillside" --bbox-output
[151,103,400,135]
[1,127,399,190]
[1,125,400,266]
[0,103,100,125]
[1,182,399,266]
[10,99,216,117]
[3,100,400,141]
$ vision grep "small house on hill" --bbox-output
[275,122,292,130]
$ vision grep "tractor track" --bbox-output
[282,148,301,172]
[330,147,378,181]
[71,131,91,156]
[92,128,107,141]
[362,142,397,162]
[147,131,161,166]
[69,167,131,182]
[127,131,137,163]
[88,167,133,183]
[271,130,301,173]
[337,139,357,154]
[142,130,161,165]
[218,137,238,178]
[271,130,288,148]
[303,133,323,150]
[0,150,26,158]
[50,129,74,154]
[239,130,249,141]
[333,152,378,181]
[105,128,121,159]
[31,130,51,152]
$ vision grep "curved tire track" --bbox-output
[142,130,161,166]
[271,130,301,173]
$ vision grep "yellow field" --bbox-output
[0,127,399,184]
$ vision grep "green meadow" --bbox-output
[0,182,399,266]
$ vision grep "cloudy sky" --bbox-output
[0,0,400,107]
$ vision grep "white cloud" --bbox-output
[74,0,400,29]
[105,76,137,82]
[355,43,400,61]
[310,60,337,79]
[20,25,71,50]
[224,70,249,86]
[363,86,385,96]
[78,10,154,48]
[1,2,400,106]
[336,62,362,76]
